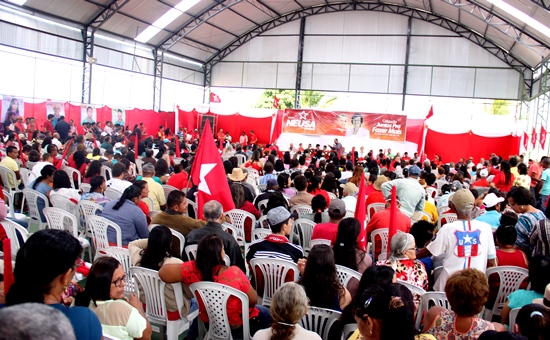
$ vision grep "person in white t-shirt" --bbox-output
[106,163,132,192]
[417,188,496,291]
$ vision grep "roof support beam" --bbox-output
[402,16,413,111]
[206,2,535,99]
[295,17,306,109]
[153,49,164,111]
[86,0,130,32]
[528,0,550,11]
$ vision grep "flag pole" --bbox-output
[388,186,397,258]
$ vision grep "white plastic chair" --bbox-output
[411,210,431,223]
[148,210,161,219]
[184,244,230,265]
[49,192,81,229]
[435,180,447,195]
[509,307,521,331]
[437,213,457,230]
[300,306,342,340]
[415,291,450,330]
[189,281,251,340]
[250,258,299,306]
[131,267,197,340]
[294,218,316,252]
[225,209,257,243]
[437,205,449,217]
[78,200,104,237]
[87,215,122,259]
[247,168,260,185]
[426,187,437,199]
[335,265,361,289]
[327,192,338,200]
[135,158,144,175]
[309,239,332,248]
[484,266,529,321]
[80,183,91,193]
[1,219,28,260]
[251,229,270,240]
[62,166,82,189]
[162,184,179,200]
[257,184,267,193]
[22,188,48,231]
[370,228,389,260]
[142,196,154,212]
[43,207,92,261]
[256,199,269,212]
[258,215,270,229]
[105,187,122,200]
[397,279,427,296]
[291,204,313,217]
[235,154,247,167]
[19,168,36,188]
[150,224,185,258]
[100,165,112,181]
[0,165,23,217]
[367,203,385,221]
[345,210,355,218]
[186,200,197,218]
[103,246,134,294]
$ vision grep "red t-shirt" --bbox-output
[180,262,259,324]
[167,172,189,190]
[43,120,54,134]
[366,209,411,258]
[492,172,515,192]
[365,190,385,209]
[309,188,331,206]
[472,178,490,187]
[311,222,338,244]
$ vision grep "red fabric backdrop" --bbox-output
[424,130,521,163]
[23,102,174,137]
[177,108,273,145]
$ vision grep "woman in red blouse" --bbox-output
[159,234,272,337]
[134,180,151,224]
[491,160,515,193]
[307,175,331,206]
[242,150,263,175]
[230,183,260,242]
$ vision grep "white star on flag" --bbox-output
[198,163,216,195]
[298,111,309,120]
[463,234,473,244]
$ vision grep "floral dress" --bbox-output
[376,258,429,291]
[425,309,495,340]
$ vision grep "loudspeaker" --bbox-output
[200,115,216,134]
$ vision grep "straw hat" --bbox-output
[373,175,389,191]
[228,168,247,182]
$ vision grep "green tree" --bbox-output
[254,89,336,109]
[486,99,511,115]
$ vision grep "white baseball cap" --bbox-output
[483,193,504,208]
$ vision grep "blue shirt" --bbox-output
[101,200,149,246]
[259,173,277,185]
[30,180,52,222]
[507,290,544,309]
[515,210,546,249]
[49,303,102,340]
[475,210,501,229]
[541,168,550,195]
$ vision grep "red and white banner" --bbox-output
[524,131,529,151]
[541,126,547,150]
[282,109,407,142]
[532,127,537,149]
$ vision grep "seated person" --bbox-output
[310,199,346,245]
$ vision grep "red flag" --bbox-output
[57,139,73,170]
[135,132,139,156]
[3,238,13,294]
[175,136,181,158]
[355,174,368,251]
[351,147,355,165]
[524,131,529,150]
[93,134,97,149]
[426,105,434,119]
[387,186,398,257]
[541,126,547,150]
[273,95,279,109]
[210,92,221,103]
[532,127,537,148]
[190,121,235,219]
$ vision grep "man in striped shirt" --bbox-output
[246,206,303,264]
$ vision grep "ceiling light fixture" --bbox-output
[135,0,200,43]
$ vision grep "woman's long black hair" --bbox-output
[196,234,225,282]
[75,257,120,307]
[138,225,172,271]
[113,185,142,210]
[32,164,56,190]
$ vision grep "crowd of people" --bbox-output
[0,116,549,340]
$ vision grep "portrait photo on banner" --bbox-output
[46,101,65,120]
[1,96,24,123]
[112,107,125,127]
[81,104,96,124]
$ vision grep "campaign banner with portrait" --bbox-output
[112,107,125,127]
[81,104,96,124]
[1,96,24,123]
[46,101,65,121]
[282,109,407,142]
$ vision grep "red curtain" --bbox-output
[271,110,284,143]
[425,130,520,163]
[177,108,199,132]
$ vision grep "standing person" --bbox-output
[537,157,550,209]
[43,114,55,135]
[249,130,258,146]
[55,116,70,142]
[239,131,248,146]
[418,189,496,291]
[381,165,425,217]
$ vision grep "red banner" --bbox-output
[541,126,547,150]
[532,127,537,148]
[282,109,407,142]
[524,131,529,150]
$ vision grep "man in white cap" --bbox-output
[474,193,504,229]
[340,182,358,212]
[418,189,496,291]
[472,168,490,187]
[246,206,304,264]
